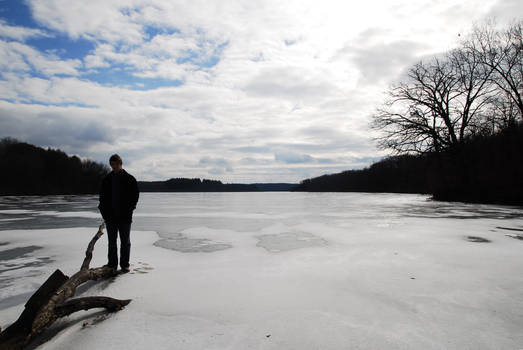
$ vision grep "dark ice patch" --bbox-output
[0,215,99,230]
[256,232,327,252]
[0,194,101,230]
[0,256,53,274]
[465,236,491,243]
[496,226,523,232]
[505,234,523,241]
[0,245,43,261]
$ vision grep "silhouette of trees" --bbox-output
[466,20,522,122]
[372,21,521,153]
[138,178,259,192]
[295,123,523,205]
[295,154,432,194]
[138,179,297,192]
[0,138,109,195]
[372,51,495,153]
[430,123,523,204]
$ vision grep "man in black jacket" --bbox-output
[98,154,139,272]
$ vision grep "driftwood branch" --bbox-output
[81,223,106,270]
[54,297,132,318]
[0,223,132,350]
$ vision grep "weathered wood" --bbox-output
[81,223,105,270]
[21,269,69,328]
[0,270,69,349]
[28,266,119,340]
[0,223,132,350]
[54,297,132,317]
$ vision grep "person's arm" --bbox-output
[130,175,139,210]
[98,177,109,221]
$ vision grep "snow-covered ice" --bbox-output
[1,192,523,349]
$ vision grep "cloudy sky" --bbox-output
[0,0,520,182]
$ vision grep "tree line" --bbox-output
[0,138,109,195]
[294,123,523,205]
[138,178,259,192]
[138,179,297,192]
[0,138,297,195]
[295,21,523,205]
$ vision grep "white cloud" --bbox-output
[84,53,110,69]
[78,26,227,81]
[0,101,113,150]
[348,40,425,85]
[196,156,234,175]
[0,42,31,72]
[274,152,315,164]
[0,40,81,77]
[0,20,51,41]
[244,66,338,102]
[28,0,145,43]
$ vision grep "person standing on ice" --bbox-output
[98,154,139,273]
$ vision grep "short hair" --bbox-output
[109,154,123,164]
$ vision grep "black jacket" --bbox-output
[98,169,139,223]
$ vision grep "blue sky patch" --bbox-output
[143,25,180,40]
[0,0,37,28]
[83,65,184,90]
[27,35,94,60]
[1,0,94,60]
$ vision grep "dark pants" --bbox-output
[106,221,131,269]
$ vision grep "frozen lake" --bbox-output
[1,192,523,349]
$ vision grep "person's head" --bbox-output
[109,154,123,172]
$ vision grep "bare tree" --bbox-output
[372,45,495,153]
[467,20,523,120]
[372,59,455,153]
[484,91,521,133]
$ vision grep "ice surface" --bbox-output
[155,235,233,253]
[0,193,523,349]
[256,231,328,252]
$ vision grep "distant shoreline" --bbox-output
[2,136,522,206]
[137,180,298,192]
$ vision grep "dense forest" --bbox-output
[294,155,432,194]
[294,123,523,205]
[0,138,109,195]
[296,21,523,206]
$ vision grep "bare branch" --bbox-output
[371,21,520,154]
[81,223,105,270]
[54,297,132,318]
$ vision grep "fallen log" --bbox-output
[54,297,131,317]
[0,223,132,350]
